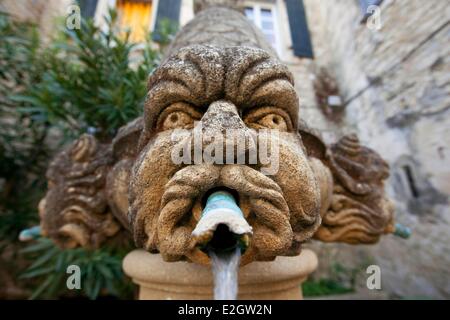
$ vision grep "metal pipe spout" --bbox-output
[191,191,253,254]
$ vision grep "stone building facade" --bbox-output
[301,0,450,299]
[2,0,449,298]
[0,0,71,41]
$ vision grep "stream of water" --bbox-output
[209,247,241,300]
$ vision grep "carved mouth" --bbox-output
[156,164,292,265]
[196,223,251,254]
[192,188,252,254]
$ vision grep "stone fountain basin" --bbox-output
[123,249,318,300]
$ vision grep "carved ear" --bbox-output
[70,134,98,162]
[40,134,126,249]
[298,120,327,160]
[111,117,144,160]
[313,134,395,244]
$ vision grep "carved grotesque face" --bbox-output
[129,45,322,264]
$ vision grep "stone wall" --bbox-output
[0,0,71,42]
[299,0,450,298]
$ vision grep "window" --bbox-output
[393,156,421,201]
[244,7,254,21]
[402,165,419,199]
[78,0,98,19]
[244,4,279,53]
[285,0,313,58]
[152,0,182,42]
[117,0,153,43]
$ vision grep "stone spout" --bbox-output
[191,190,252,255]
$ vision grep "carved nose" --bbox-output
[200,100,247,132]
[191,100,257,165]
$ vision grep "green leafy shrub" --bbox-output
[14,9,162,140]
[302,278,354,297]
[302,261,373,297]
[20,238,133,300]
[153,17,179,46]
[0,11,48,243]
[0,11,51,299]
[0,9,176,299]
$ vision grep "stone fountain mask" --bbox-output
[38,9,395,266]
[128,45,322,264]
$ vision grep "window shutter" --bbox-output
[152,0,182,42]
[359,0,384,22]
[285,0,314,59]
[78,0,98,19]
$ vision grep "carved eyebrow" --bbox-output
[242,61,295,105]
[248,77,299,130]
[240,59,294,97]
[144,81,192,132]
[147,57,205,95]
[144,62,206,131]
[224,50,298,128]
[147,59,205,104]
[144,46,226,132]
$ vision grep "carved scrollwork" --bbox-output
[313,134,395,244]
[39,134,125,249]
[37,5,397,263]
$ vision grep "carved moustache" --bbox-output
[155,163,293,265]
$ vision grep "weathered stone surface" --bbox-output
[38,5,394,268]
[314,134,394,244]
[164,7,277,60]
[130,43,322,264]
[0,0,71,43]
[193,0,243,14]
[302,0,450,298]
[39,134,124,249]
[123,248,318,300]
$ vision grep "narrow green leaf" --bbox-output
[20,266,55,279]
[29,275,55,300]
[26,246,57,270]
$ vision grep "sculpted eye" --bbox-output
[243,106,293,132]
[157,102,201,131]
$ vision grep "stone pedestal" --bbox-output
[123,249,318,300]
